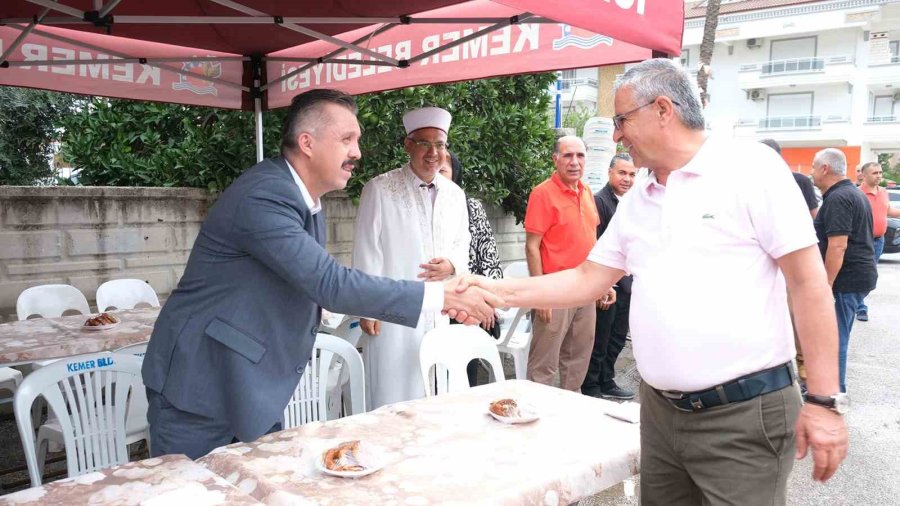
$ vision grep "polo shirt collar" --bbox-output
[823,179,853,199]
[678,135,713,177]
[284,159,322,215]
[860,184,880,196]
[551,171,583,195]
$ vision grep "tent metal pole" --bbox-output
[23,0,83,18]
[0,8,49,66]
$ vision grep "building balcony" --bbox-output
[733,115,852,145]
[737,55,855,90]
[863,115,900,145]
[866,56,900,86]
[556,77,598,106]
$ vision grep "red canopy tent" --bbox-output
[1,0,684,158]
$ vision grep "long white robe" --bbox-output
[352,164,470,409]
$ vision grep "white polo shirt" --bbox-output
[587,136,817,392]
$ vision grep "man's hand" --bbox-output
[597,287,617,310]
[795,403,849,482]
[442,277,504,325]
[535,308,552,323]
[481,312,498,333]
[360,318,381,336]
[418,257,455,281]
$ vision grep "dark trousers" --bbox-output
[581,287,630,394]
[147,388,281,460]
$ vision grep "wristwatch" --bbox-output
[804,392,850,414]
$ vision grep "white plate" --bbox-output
[488,404,539,424]
[316,444,386,479]
[81,321,121,331]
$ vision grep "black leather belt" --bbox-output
[656,362,795,412]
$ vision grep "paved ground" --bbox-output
[1,254,898,502]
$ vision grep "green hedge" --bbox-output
[61,74,557,221]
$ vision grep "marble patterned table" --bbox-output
[199,379,640,505]
[0,454,261,505]
[0,308,159,366]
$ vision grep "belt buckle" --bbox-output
[660,390,686,400]
[690,398,704,410]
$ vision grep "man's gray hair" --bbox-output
[553,135,585,154]
[609,152,633,169]
[614,58,705,131]
[814,148,847,176]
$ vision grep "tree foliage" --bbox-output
[0,88,78,185]
[60,74,556,221]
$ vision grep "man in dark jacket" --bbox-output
[581,153,637,399]
[142,89,499,459]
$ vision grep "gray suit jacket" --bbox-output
[142,157,423,442]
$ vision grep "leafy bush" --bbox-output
[0,88,78,185]
[61,74,557,221]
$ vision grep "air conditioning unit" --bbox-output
[749,89,766,101]
[746,38,763,49]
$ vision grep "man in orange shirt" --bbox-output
[856,161,900,321]
[523,135,613,390]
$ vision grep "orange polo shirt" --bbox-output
[861,186,889,238]
[524,172,600,274]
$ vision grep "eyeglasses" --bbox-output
[407,138,449,151]
[612,99,681,130]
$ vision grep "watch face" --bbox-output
[834,393,850,414]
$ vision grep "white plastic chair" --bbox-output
[16,284,91,320]
[13,352,144,487]
[33,343,151,458]
[1,367,23,398]
[496,307,533,380]
[419,326,506,397]
[495,261,533,380]
[283,333,365,429]
[17,284,92,428]
[328,317,369,417]
[95,279,160,312]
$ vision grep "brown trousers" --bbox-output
[527,303,596,391]
[640,381,801,505]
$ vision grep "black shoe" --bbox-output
[581,386,603,399]
[856,311,868,322]
[600,385,635,400]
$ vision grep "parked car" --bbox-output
[884,190,900,255]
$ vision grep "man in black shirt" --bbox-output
[811,148,877,393]
[581,153,637,400]
[760,139,818,217]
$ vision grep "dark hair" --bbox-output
[759,138,781,155]
[448,151,463,187]
[281,89,358,152]
[609,152,633,169]
[860,161,880,174]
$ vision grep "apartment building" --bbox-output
[682,0,900,174]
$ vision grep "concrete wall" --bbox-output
[0,186,213,323]
[0,187,527,322]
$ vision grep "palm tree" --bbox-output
[697,0,722,108]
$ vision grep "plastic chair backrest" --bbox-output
[13,353,143,486]
[113,342,149,437]
[283,334,365,429]
[331,317,363,348]
[497,307,530,348]
[16,284,91,320]
[95,279,160,312]
[502,261,530,279]
[419,326,506,397]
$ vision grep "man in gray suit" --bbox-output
[142,89,499,459]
